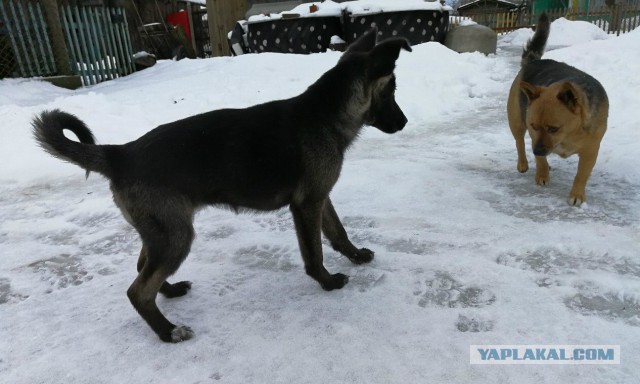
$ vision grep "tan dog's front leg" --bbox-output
[534,156,550,186]
[515,134,529,173]
[568,149,599,206]
[508,116,529,173]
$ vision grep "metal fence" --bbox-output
[0,0,134,86]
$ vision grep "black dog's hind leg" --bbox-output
[137,245,192,298]
[321,198,374,264]
[290,199,349,291]
[127,207,195,342]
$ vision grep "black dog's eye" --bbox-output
[547,126,559,133]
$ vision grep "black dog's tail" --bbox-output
[32,109,111,179]
[521,13,550,67]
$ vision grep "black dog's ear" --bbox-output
[369,38,412,78]
[345,27,378,54]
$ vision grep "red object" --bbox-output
[166,11,192,42]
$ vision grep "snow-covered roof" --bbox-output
[457,0,522,10]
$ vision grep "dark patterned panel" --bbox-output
[343,10,450,45]
[243,10,449,54]
[246,16,342,54]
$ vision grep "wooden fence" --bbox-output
[0,1,134,86]
[0,0,56,78]
[464,2,640,35]
[60,5,134,85]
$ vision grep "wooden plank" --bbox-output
[11,1,35,76]
[35,4,57,75]
[104,7,121,79]
[60,5,79,78]
[79,6,101,84]
[0,1,27,77]
[118,7,135,75]
[28,3,50,74]
[92,7,115,80]
[19,2,43,75]
[107,8,127,76]
[206,0,247,56]
[85,6,105,82]
[63,5,89,85]
[72,5,97,84]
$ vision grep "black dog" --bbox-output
[32,28,411,342]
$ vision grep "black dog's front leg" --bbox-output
[290,199,349,291]
[322,198,374,264]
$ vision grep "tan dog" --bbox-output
[507,13,609,206]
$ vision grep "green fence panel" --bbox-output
[60,5,134,86]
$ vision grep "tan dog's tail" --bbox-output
[521,13,550,67]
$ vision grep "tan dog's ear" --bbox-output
[520,81,541,103]
[556,82,582,113]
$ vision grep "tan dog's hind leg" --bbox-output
[568,148,599,206]
[535,156,550,186]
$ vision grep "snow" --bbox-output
[2,18,640,384]
[342,0,449,15]
[500,17,611,48]
[459,18,478,27]
[247,0,448,22]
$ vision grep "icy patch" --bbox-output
[234,245,298,272]
[341,215,378,230]
[348,270,386,293]
[499,248,640,326]
[565,291,640,327]
[27,254,93,292]
[386,238,455,256]
[414,272,496,308]
[210,281,238,297]
[497,247,640,277]
[0,278,29,304]
[475,164,638,226]
[79,231,138,257]
[201,225,236,241]
[252,210,294,233]
[35,228,80,246]
[455,314,494,333]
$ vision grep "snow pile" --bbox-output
[500,17,612,47]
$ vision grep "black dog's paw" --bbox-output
[160,281,192,298]
[348,248,375,265]
[170,325,194,343]
[321,273,349,291]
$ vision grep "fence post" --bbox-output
[610,3,623,35]
[206,0,247,56]
[42,0,71,75]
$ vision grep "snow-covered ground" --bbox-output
[1,19,639,384]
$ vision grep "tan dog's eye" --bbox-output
[530,124,540,131]
[547,126,559,133]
